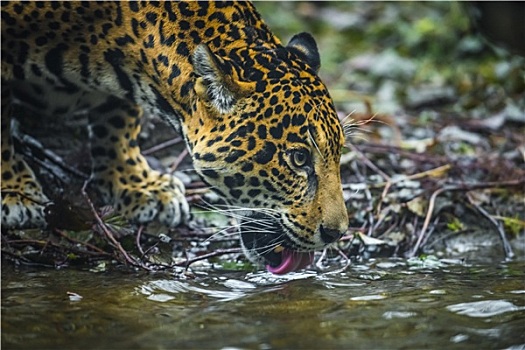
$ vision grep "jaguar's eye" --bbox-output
[291,148,310,168]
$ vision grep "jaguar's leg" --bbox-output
[1,87,49,228]
[88,97,190,227]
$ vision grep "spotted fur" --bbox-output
[1,1,348,267]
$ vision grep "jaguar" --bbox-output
[1,1,349,274]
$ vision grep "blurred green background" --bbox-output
[257,2,524,119]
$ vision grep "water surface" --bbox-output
[2,259,524,349]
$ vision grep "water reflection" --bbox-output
[447,300,525,318]
[139,271,318,302]
[140,278,257,302]
[2,259,525,349]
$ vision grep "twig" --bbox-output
[375,181,392,218]
[356,142,448,164]
[417,216,441,249]
[316,248,328,269]
[3,239,49,245]
[135,225,145,256]
[467,194,515,260]
[135,227,164,259]
[54,229,112,256]
[348,146,451,221]
[351,160,376,237]
[410,187,452,258]
[3,237,110,259]
[143,137,183,155]
[448,179,524,191]
[80,181,142,268]
[347,142,390,181]
[322,248,352,275]
[408,178,524,257]
[177,248,241,269]
[373,165,450,217]
[169,148,189,173]
[0,250,34,265]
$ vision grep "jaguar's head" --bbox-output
[185,33,348,274]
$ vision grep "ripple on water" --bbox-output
[350,294,387,301]
[382,311,417,319]
[447,300,525,318]
[140,279,251,302]
[138,270,318,303]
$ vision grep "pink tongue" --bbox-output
[266,250,315,275]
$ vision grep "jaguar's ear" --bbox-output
[287,32,320,73]
[193,44,250,114]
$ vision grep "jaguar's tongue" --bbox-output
[266,249,314,275]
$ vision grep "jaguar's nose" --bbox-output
[320,225,343,244]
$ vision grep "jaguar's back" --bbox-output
[2,2,278,118]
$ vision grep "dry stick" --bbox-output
[316,248,328,269]
[350,160,376,236]
[365,191,375,237]
[372,164,452,189]
[362,149,448,242]
[409,186,448,258]
[4,239,49,245]
[467,194,515,259]
[376,182,392,218]
[323,248,352,275]
[1,250,34,264]
[142,136,183,155]
[377,218,399,240]
[80,181,142,268]
[135,225,145,257]
[169,148,189,173]
[357,143,448,164]
[374,164,452,217]
[136,227,166,260]
[177,248,241,269]
[4,238,108,258]
[372,207,388,232]
[347,143,390,180]
[417,216,441,249]
[54,229,113,257]
[409,179,524,258]
[347,143,392,220]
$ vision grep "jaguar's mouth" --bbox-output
[263,246,315,274]
[239,214,315,274]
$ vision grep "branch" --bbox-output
[408,178,524,257]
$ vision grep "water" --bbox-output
[2,259,524,349]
